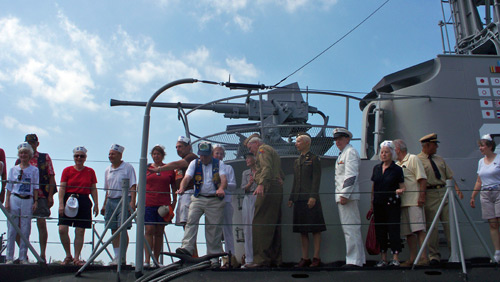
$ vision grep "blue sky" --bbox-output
[0,0,447,263]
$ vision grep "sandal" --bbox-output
[61,256,73,266]
[73,258,85,266]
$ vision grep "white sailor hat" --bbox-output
[110,144,125,153]
[481,134,493,141]
[177,136,191,144]
[17,142,33,154]
[64,195,79,218]
[333,128,353,140]
[73,146,87,154]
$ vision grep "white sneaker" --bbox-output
[388,260,400,267]
[20,260,30,265]
[493,255,500,263]
[5,260,13,264]
[375,260,387,267]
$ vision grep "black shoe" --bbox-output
[175,248,191,256]
[342,264,361,268]
[429,259,440,266]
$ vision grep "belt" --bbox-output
[483,184,500,191]
[13,193,31,199]
[427,185,444,189]
[197,194,218,198]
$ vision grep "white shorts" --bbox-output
[175,192,192,226]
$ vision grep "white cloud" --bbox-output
[0,16,101,116]
[233,15,252,32]
[1,116,49,137]
[57,10,108,74]
[226,57,258,79]
[16,97,38,114]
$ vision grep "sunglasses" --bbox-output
[18,169,23,181]
[74,155,87,158]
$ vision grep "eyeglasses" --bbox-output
[74,155,86,158]
[18,169,23,181]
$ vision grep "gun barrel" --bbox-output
[110,99,249,115]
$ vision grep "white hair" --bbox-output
[380,140,396,161]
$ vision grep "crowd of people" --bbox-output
[0,129,499,269]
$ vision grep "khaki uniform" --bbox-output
[289,151,326,234]
[417,152,454,261]
[253,144,283,266]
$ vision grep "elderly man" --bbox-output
[212,145,238,268]
[100,144,137,265]
[417,133,463,265]
[240,153,257,268]
[244,133,283,268]
[394,139,429,266]
[19,134,56,261]
[333,128,366,268]
[176,142,227,268]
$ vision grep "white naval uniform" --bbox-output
[335,143,366,266]
[222,162,236,256]
[241,168,257,264]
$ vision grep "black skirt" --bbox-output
[292,200,327,233]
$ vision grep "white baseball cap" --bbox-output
[64,195,79,218]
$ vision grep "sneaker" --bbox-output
[5,260,13,264]
[20,260,30,265]
[388,260,400,267]
[375,260,387,267]
[109,258,118,266]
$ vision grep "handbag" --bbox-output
[365,210,380,255]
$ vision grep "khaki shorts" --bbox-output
[401,206,426,236]
[480,189,500,219]
[33,198,51,218]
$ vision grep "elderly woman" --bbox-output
[370,140,405,267]
[470,134,500,263]
[58,146,98,266]
[288,133,326,268]
[5,142,39,264]
[144,145,176,267]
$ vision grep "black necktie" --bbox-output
[428,155,442,180]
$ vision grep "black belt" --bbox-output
[197,194,218,198]
[427,185,444,189]
[13,193,31,199]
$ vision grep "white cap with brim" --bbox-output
[333,128,353,140]
[64,195,79,218]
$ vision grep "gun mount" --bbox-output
[111,82,337,159]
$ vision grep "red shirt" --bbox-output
[146,164,175,207]
[61,166,97,195]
